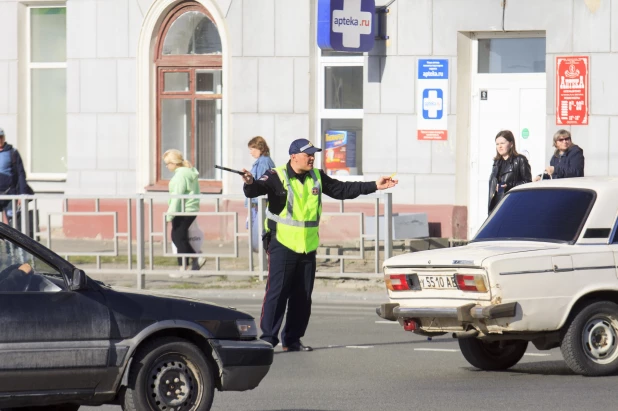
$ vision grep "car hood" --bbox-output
[383,242,562,268]
[101,285,254,322]
[109,285,218,305]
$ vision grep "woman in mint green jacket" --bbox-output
[163,149,202,271]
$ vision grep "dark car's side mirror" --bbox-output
[70,268,87,291]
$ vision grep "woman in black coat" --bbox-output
[533,130,584,181]
[488,130,532,213]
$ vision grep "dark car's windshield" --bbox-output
[473,188,595,244]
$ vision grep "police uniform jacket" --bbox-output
[243,162,377,233]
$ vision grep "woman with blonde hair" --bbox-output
[533,129,584,181]
[488,130,532,213]
[246,136,275,252]
[163,149,204,273]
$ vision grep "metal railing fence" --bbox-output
[0,192,394,289]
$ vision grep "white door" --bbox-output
[469,75,546,239]
[468,34,547,239]
[468,73,548,238]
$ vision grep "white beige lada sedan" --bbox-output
[377,177,618,376]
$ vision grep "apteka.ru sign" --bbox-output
[317,0,375,52]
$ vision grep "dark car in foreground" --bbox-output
[0,223,273,411]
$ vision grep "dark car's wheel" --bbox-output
[123,337,215,411]
[561,301,618,376]
[459,338,528,370]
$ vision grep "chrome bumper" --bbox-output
[376,302,517,322]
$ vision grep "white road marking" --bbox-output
[326,345,375,349]
[412,349,551,356]
[375,320,398,324]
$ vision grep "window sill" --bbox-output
[145,180,223,194]
[27,180,66,194]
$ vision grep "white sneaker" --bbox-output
[197,257,207,269]
[169,268,192,279]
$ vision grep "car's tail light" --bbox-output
[455,274,488,292]
[236,319,258,339]
[385,274,410,291]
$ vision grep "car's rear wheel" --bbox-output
[458,338,528,370]
[123,337,215,411]
[561,301,618,376]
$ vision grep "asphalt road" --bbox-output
[84,297,618,411]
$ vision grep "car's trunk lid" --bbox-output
[383,242,561,268]
[383,242,561,302]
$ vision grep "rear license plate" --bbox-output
[420,275,458,289]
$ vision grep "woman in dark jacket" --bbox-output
[533,129,584,181]
[488,130,532,213]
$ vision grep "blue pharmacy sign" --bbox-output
[417,59,449,140]
[317,0,375,52]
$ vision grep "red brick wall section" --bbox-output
[63,199,468,241]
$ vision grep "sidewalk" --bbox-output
[133,284,389,303]
[89,271,388,302]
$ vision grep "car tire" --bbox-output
[123,337,215,411]
[458,338,528,371]
[561,301,618,376]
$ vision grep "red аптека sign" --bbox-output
[556,56,588,125]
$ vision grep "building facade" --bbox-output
[0,0,616,239]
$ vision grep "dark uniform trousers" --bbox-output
[260,232,316,348]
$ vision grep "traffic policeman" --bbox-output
[241,138,398,352]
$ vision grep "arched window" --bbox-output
[155,2,222,190]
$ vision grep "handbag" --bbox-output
[171,219,204,254]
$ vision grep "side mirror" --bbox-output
[70,268,87,291]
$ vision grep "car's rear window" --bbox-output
[473,188,595,243]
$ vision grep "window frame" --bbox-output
[316,51,364,178]
[26,4,67,181]
[152,1,223,192]
[155,3,222,68]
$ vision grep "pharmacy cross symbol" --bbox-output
[422,89,443,119]
[332,0,372,48]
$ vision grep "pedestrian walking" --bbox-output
[246,136,275,252]
[241,138,398,352]
[488,130,531,213]
[163,149,205,276]
[533,129,584,181]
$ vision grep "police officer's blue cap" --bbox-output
[289,139,322,155]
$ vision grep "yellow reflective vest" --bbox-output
[266,165,322,254]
